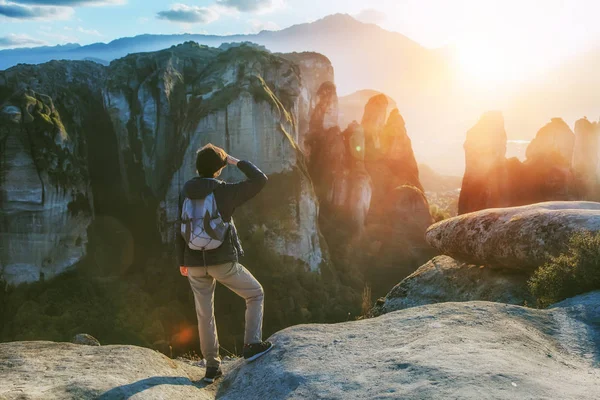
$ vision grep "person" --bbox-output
[177,143,272,383]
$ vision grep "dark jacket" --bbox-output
[176,160,268,267]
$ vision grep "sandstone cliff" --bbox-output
[0,43,331,283]
[337,89,397,129]
[458,113,589,214]
[458,111,508,214]
[573,117,600,198]
[0,62,102,285]
[278,52,335,151]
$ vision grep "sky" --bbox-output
[2,0,600,85]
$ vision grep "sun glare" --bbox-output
[455,40,529,88]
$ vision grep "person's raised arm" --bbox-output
[223,155,268,209]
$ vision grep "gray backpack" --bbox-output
[180,193,230,250]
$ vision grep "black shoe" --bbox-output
[203,366,223,383]
[243,341,273,362]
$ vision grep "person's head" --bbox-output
[196,144,228,178]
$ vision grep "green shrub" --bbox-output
[429,204,450,222]
[529,231,600,307]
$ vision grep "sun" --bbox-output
[454,41,526,88]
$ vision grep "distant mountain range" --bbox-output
[0,14,446,98]
[2,13,598,175]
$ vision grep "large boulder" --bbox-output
[458,111,508,214]
[219,292,600,399]
[426,201,600,270]
[371,256,533,316]
[0,341,215,399]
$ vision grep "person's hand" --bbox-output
[227,155,240,166]
[180,266,188,276]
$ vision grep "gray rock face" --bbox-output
[0,71,95,285]
[426,201,600,270]
[0,341,215,399]
[220,292,600,399]
[279,52,334,150]
[145,46,327,271]
[1,43,334,282]
[305,84,373,232]
[371,256,533,316]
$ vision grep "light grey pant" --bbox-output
[187,262,264,368]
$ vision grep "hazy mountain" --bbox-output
[1,13,597,175]
[0,14,448,97]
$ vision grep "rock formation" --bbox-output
[0,67,97,285]
[367,109,423,222]
[278,52,335,151]
[458,111,508,214]
[526,117,575,163]
[305,82,373,231]
[361,94,388,154]
[337,89,397,129]
[426,201,600,270]
[458,113,586,214]
[219,292,600,400]
[0,43,333,284]
[572,117,599,198]
[370,255,532,316]
[387,185,434,233]
[518,118,576,203]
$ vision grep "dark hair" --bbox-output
[196,144,228,178]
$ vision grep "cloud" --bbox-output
[10,0,123,5]
[0,1,73,19]
[157,3,219,24]
[248,18,279,33]
[217,0,281,13]
[77,25,102,36]
[354,8,386,24]
[40,29,77,42]
[0,33,46,47]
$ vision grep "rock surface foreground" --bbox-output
[0,342,216,399]
[220,292,600,399]
[2,292,599,399]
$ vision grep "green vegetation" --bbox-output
[16,90,88,188]
[529,231,600,307]
[430,204,451,222]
